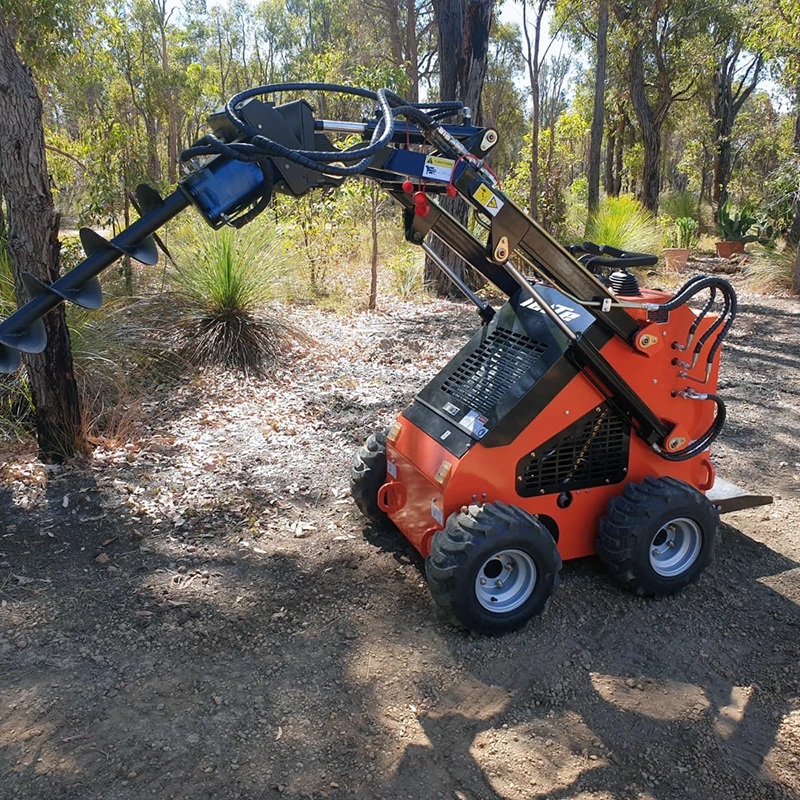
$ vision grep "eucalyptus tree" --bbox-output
[612,0,713,212]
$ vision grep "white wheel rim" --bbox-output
[649,517,703,578]
[474,549,537,613]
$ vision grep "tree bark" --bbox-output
[712,51,762,214]
[787,96,800,248]
[522,0,546,219]
[628,43,660,212]
[604,122,615,196]
[613,113,624,196]
[0,15,86,461]
[425,0,493,297]
[587,0,608,212]
[369,186,379,311]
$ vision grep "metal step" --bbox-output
[707,476,773,514]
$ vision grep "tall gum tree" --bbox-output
[612,0,710,212]
[0,9,87,460]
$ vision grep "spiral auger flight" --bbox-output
[0,184,190,373]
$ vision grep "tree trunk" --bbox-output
[0,16,86,461]
[613,111,625,196]
[712,52,762,216]
[587,0,608,212]
[425,0,493,297]
[604,123,615,196]
[522,0,546,219]
[460,0,493,121]
[405,0,420,102]
[369,186,379,311]
[787,97,800,248]
[433,0,463,103]
[628,44,661,212]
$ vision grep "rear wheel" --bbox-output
[426,502,562,635]
[596,476,719,596]
[350,429,388,525]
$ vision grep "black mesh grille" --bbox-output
[440,327,548,417]
[516,406,629,496]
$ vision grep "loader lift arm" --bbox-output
[0,83,735,461]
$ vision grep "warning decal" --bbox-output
[473,183,504,216]
[423,155,455,182]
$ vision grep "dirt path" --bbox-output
[1,292,799,800]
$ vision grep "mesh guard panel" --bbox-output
[440,327,548,418]
[516,404,630,496]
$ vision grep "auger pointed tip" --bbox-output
[0,345,21,374]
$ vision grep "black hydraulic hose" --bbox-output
[216,83,462,177]
[658,394,727,462]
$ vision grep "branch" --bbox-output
[45,145,86,170]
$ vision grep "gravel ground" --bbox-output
[0,289,798,800]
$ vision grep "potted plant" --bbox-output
[715,203,758,258]
[664,217,698,270]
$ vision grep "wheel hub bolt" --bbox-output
[479,578,487,585]
[505,563,513,571]
[653,549,661,556]
[495,580,504,588]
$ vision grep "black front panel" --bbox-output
[440,327,548,418]
[515,404,630,496]
[413,286,605,444]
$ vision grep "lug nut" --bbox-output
[505,563,513,571]
[480,578,486,585]
[495,580,504,588]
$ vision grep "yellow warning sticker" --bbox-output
[423,155,455,182]
[473,184,504,216]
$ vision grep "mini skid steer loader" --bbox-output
[0,83,771,635]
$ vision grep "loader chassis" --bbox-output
[0,82,772,634]
[384,286,719,562]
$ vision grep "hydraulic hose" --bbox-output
[208,83,465,177]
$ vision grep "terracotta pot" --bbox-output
[664,247,690,271]
[715,240,745,258]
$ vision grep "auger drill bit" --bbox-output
[0,186,189,373]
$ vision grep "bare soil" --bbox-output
[1,288,799,800]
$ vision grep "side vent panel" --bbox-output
[516,404,630,496]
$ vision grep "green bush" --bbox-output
[584,196,661,255]
[171,222,302,375]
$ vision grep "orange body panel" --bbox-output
[385,289,723,561]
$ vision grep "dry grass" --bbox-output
[744,245,799,294]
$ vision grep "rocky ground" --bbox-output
[1,287,799,800]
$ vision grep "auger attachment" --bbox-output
[0,186,190,373]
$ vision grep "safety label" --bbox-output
[473,184,504,216]
[431,498,444,526]
[423,155,455,182]
[387,460,397,479]
[460,409,488,439]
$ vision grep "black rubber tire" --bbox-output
[596,475,720,597]
[425,501,562,636]
[350,429,389,525]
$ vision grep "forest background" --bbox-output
[0,0,798,458]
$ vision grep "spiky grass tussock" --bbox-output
[171,223,305,375]
[584,196,662,255]
[744,245,799,294]
[660,190,700,222]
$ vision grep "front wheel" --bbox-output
[596,476,720,596]
[350,429,388,525]
[425,502,561,636]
